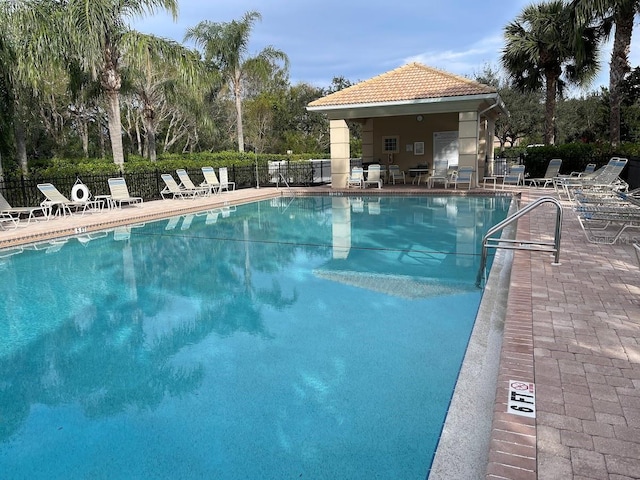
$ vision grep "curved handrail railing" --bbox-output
[476,196,563,287]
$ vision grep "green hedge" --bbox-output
[20,151,330,177]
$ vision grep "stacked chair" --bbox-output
[554,157,628,200]
[565,158,639,244]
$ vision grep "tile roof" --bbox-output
[308,62,497,107]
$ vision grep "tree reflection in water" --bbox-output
[0,195,511,478]
[0,199,314,442]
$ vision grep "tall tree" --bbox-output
[475,65,544,150]
[125,33,202,161]
[66,0,179,167]
[20,0,179,168]
[184,10,289,152]
[572,0,639,147]
[502,1,601,145]
[0,1,54,173]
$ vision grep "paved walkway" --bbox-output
[1,185,639,479]
[487,189,640,480]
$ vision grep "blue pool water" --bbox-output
[0,195,510,479]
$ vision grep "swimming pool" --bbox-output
[0,195,510,479]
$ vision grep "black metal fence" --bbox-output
[0,161,335,208]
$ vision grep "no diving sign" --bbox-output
[507,380,536,418]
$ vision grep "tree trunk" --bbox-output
[142,103,156,162]
[544,72,558,145]
[14,120,27,174]
[100,46,125,167]
[78,118,89,157]
[135,119,143,156]
[99,118,106,158]
[234,70,245,152]
[609,5,634,147]
[105,89,125,168]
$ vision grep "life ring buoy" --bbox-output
[71,184,90,202]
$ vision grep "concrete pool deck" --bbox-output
[1,184,638,479]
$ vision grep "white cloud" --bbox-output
[403,34,505,77]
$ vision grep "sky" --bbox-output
[131,0,640,94]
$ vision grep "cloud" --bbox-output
[403,34,505,76]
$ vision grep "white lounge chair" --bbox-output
[449,167,474,190]
[219,167,236,192]
[37,183,100,216]
[388,165,406,184]
[107,177,143,208]
[570,163,596,177]
[363,164,382,189]
[428,163,450,188]
[557,158,628,200]
[574,197,640,244]
[347,167,364,188]
[525,158,562,187]
[502,165,525,189]
[176,169,209,196]
[0,211,18,230]
[0,191,46,224]
[160,174,199,199]
[201,166,221,194]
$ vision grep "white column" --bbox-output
[458,112,479,186]
[330,119,350,189]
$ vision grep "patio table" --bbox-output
[408,168,430,185]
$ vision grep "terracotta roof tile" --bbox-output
[308,62,496,107]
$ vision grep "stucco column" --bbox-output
[477,117,488,179]
[330,119,350,188]
[486,117,496,169]
[458,112,479,186]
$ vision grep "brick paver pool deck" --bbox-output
[487,189,640,480]
[1,185,638,479]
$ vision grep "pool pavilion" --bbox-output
[306,62,508,188]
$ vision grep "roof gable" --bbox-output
[308,62,496,108]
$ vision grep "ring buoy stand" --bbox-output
[71,184,90,202]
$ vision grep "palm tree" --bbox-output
[184,10,289,152]
[502,1,601,145]
[572,0,640,147]
[65,0,180,167]
[14,0,179,168]
[0,32,14,176]
[0,1,51,174]
[125,32,203,161]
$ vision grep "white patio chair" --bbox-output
[219,167,236,192]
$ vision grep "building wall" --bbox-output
[329,110,496,188]
[361,119,374,163]
[365,113,458,171]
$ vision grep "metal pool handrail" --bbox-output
[476,196,563,287]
